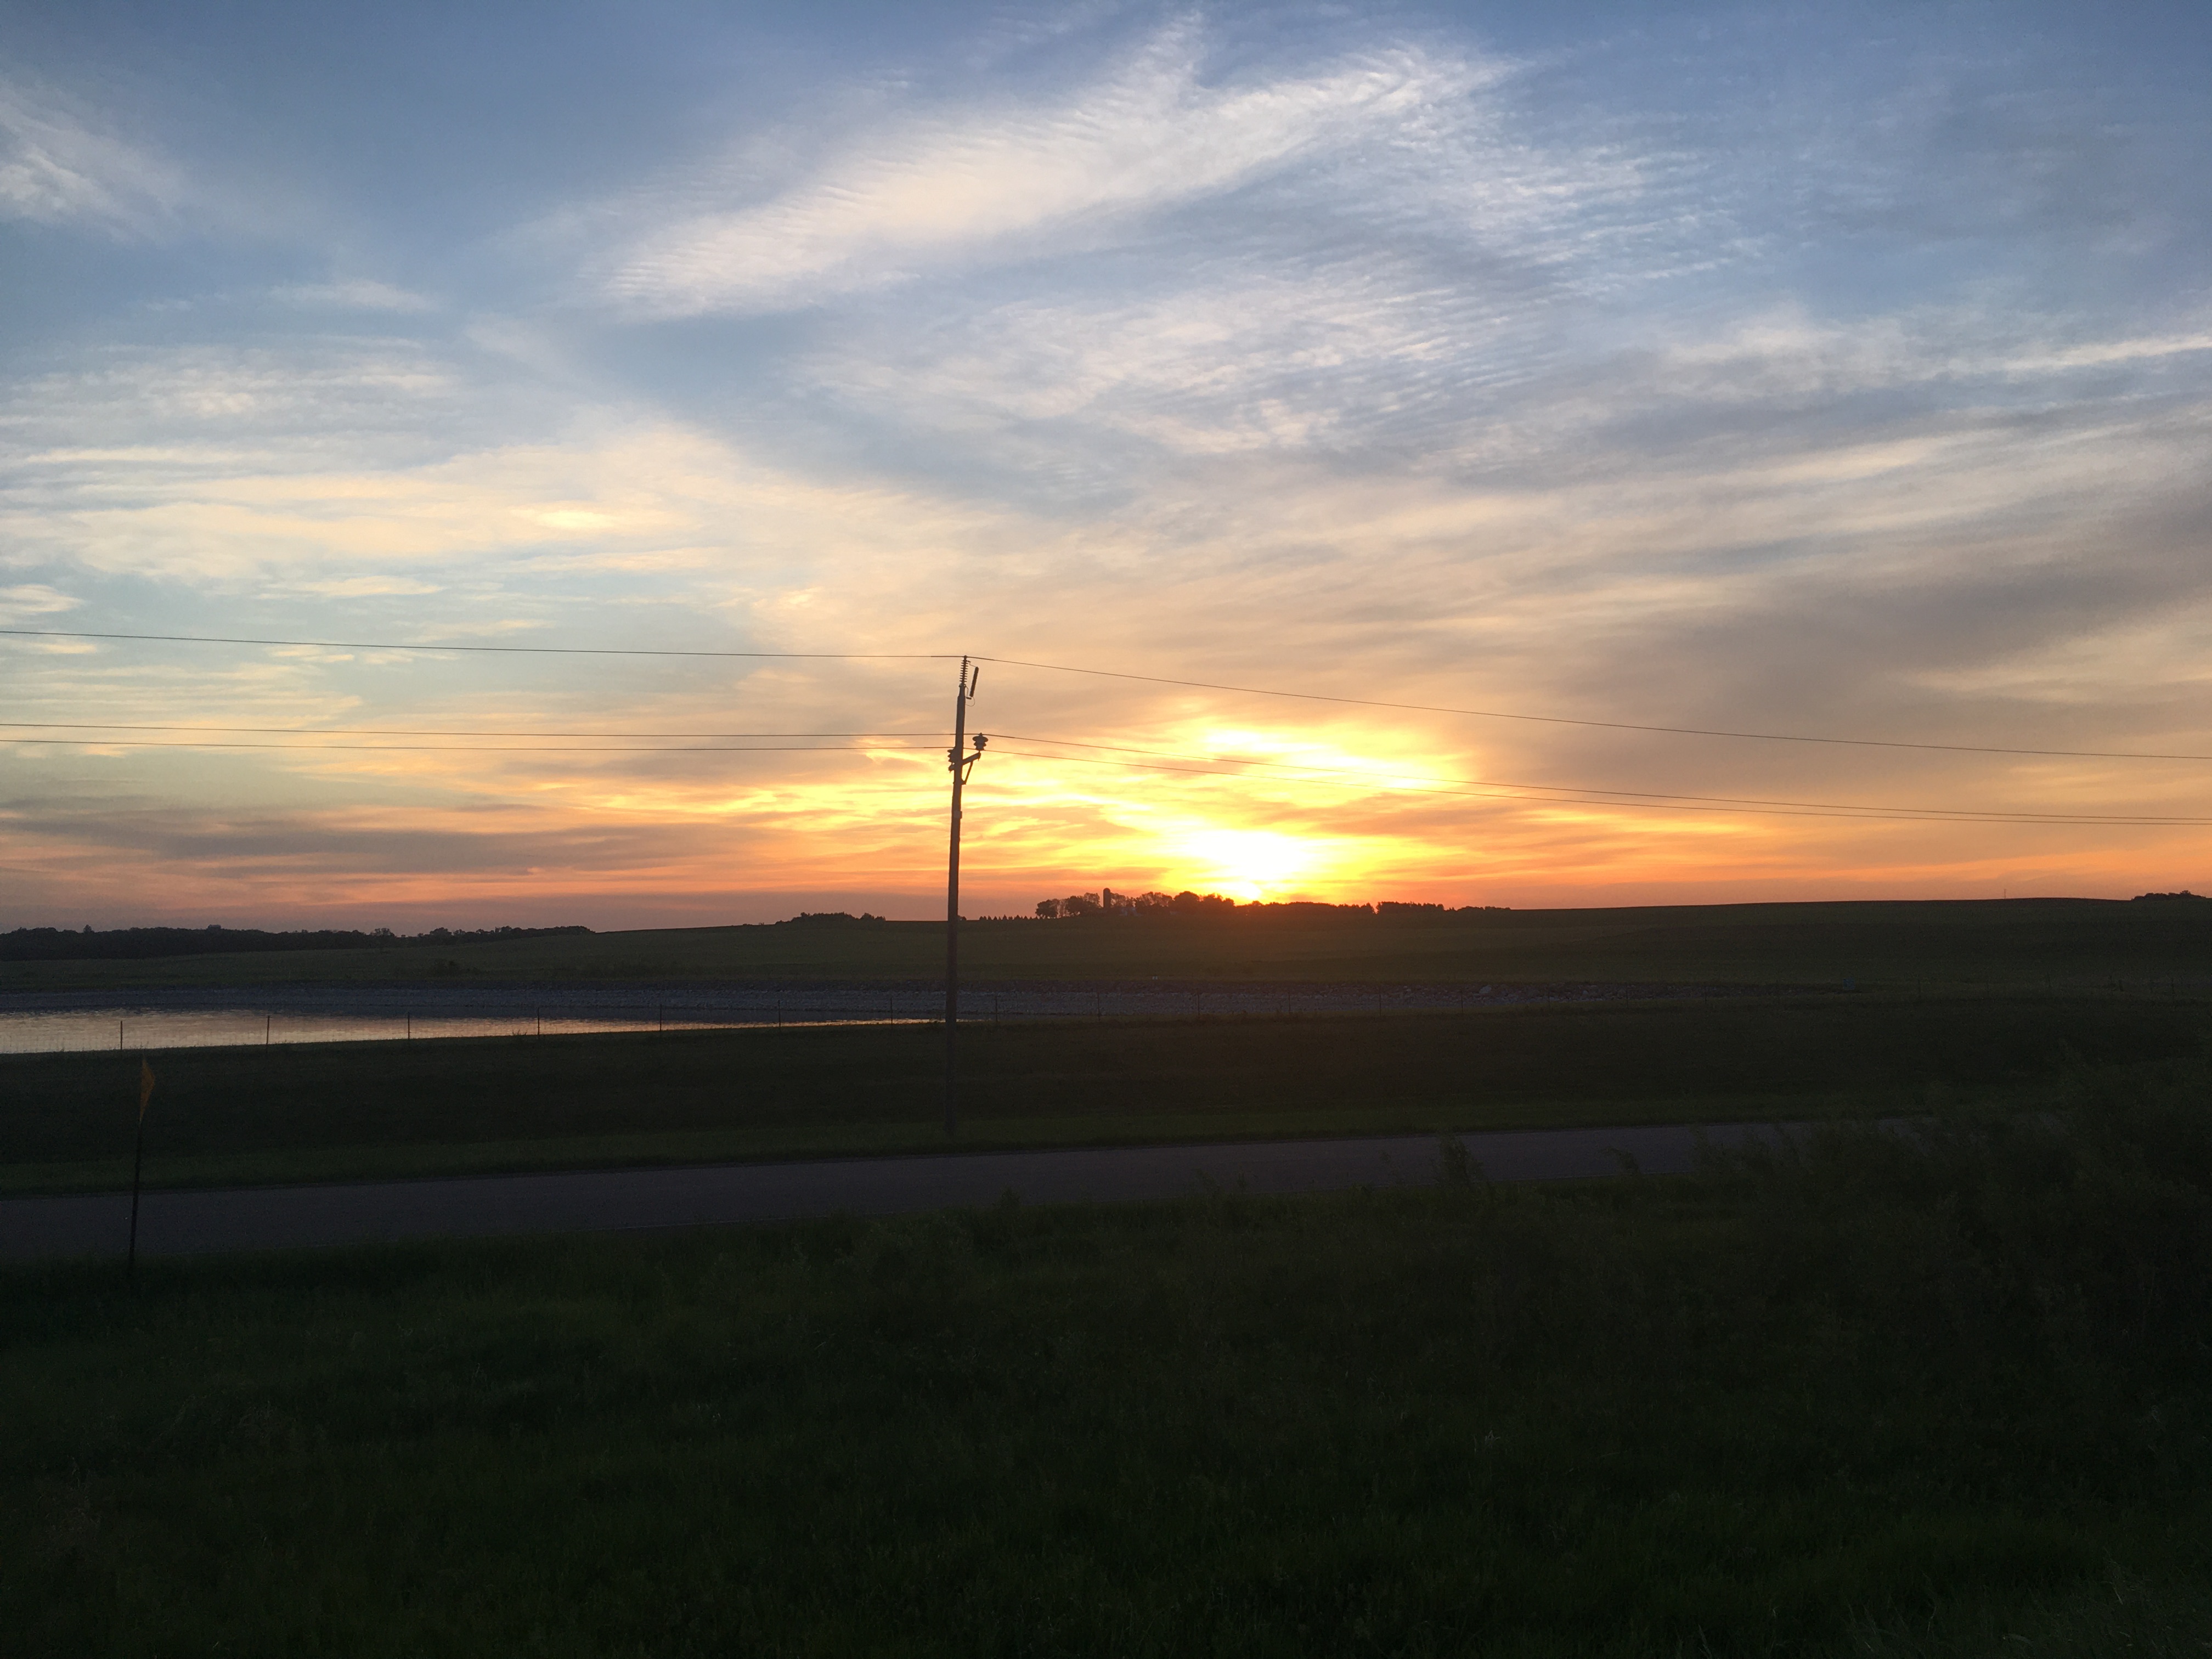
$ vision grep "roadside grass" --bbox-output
[6,994,2204,1194]
[4,1065,2210,1656]
[1841,1574,2212,1656]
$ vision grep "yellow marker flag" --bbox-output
[139,1058,156,1122]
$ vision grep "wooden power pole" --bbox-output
[944,657,986,1137]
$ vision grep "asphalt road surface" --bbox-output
[0,1122,1785,1262]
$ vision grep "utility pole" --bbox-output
[944,657,987,1137]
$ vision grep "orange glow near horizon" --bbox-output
[5,690,2209,927]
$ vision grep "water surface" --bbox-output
[0,979,1747,1055]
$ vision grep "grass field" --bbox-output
[9,895,2212,992]
[5,1066,2210,1656]
[7,992,2206,1194]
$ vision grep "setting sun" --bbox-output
[1171,828,1326,902]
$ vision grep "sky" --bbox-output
[3,0,2209,928]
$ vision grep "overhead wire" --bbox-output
[4,736,2194,819]
[4,625,2206,823]
[0,628,952,662]
[2,720,2196,819]
[990,733,2212,825]
[0,739,942,754]
[5,624,2205,761]
[974,654,2212,764]
[984,746,2212,827]
[0,721,948,738]
[3,723,2199,820]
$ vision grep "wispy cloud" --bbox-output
[0,75,189,234]
[0,364,1050,605]
[287,574,445,598]
[0,582,80,623]
[273,278,438,313]
[806,250,1564,467]
[596,25,1510,315]
[0,342,469,460]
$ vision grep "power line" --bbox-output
[7,622,2205,763]
[3,723,2197,823]
[977,654,2212,764]
[0,628,953,662]
[994,732,2212,825]
[0,722,947,738]
[988,746,2212,827]
[14,724,2188,821]
[0,739,941,754]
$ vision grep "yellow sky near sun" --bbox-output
[8,706,2201,925]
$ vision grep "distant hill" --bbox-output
[0,924,591,964]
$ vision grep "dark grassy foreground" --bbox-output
[10,895,2211,992]
[5,1066,2212,1656]
[8,993,2208,1192]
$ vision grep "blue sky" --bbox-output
[3,1,2209,926]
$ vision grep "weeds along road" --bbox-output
[0,1122,1788,1261]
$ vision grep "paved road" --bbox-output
[0,1122,1785,1262]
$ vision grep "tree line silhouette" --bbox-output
[1034,891,1509,923]
[1,923,590,963]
